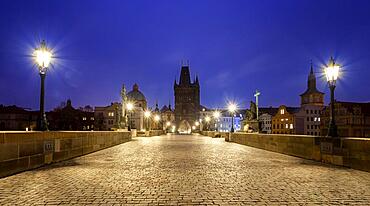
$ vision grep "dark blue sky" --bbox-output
[1,0,370,110]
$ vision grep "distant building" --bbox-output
[321,101,370,137]
[160,102,175,131]
[217,110,244,132]
[127,84,147,131]
[0,105,38,131]
[94,102,121,131]
[258,107,279,134]
[174,63,200,133]
[295,64,325,136]
[48,99,94,131]
[272,105,300,134]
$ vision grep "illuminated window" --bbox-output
[281,119,284,121]
[290,124,293,129]
[314,117,317,121]
[318,117,321,121]
[90,117,94,120]
[82,117,87,120]
[280,109,285,114]
[108,112,114,117]
[285,124,288,129]
[285,118,288,121]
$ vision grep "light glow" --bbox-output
[144,110,151,118]
[213,111,221,119]
[205,116,211,122]
[227,102,237,113]
[154,114,160,122]
[34,40,52,72]
[325,57,340,83]
[126,102,134,111]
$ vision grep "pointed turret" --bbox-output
[307,61,316,90]
[195,75,199,86]
[300,61,324,106]
[179,65,191,85]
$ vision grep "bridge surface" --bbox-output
[0,134,369,205]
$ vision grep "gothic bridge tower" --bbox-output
[174,62,200,132]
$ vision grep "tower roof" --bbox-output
[179,65,191,85]
[300,63,324,96]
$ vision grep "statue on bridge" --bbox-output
[120,84,128,129]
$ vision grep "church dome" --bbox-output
[127,83,146,101]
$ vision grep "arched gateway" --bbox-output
[178,120,191,134]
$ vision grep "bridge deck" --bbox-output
[1,134,369,205]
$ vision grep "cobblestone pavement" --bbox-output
[1,134,370,205]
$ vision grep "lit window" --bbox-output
[91,117,94,120]
[285,118,288,121]
[281,119,284,121]
[314,117,317,121]
[280,109,285,114]
[82,117,87,121]
[285,124,288,129]
[318,117,320,121]
[290,124,293,129]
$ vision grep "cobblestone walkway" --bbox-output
[1,134,370,205]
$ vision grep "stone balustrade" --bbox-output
[0,131,131,178]
[229,132,370,172]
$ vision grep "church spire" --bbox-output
[308,62,316,90]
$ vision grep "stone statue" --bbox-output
[120,84,128,129]
[245,101,257,120]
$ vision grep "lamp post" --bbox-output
[34,40,52,131]
[205,116,211,131]
[325,57,340,137]
[154,114,161,130]
[213,110,221,131]
[254,90,261,132]
[227,103,237,133]
[144,110,151,131]
[126,102,134,131]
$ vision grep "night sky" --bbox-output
[0,0,370,111]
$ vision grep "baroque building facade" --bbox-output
[295,64,325,136]
[320,101,370,137]
[174,64,200,133]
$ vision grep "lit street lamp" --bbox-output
[154,114,161,130]
[213,110,221,131]
[34,40,52,131]
[325,57,340,137]
[126,102,134,131]
[204,116,211,131]
[144,110,151,131]
[227,102,237,133]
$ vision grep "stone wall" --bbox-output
[0,131,131,178]
[149,130,165,137]
[229,132,370,172]
[200,131,228,138]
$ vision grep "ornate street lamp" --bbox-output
[34,40,52,131]
[126,102,134,131]
[227,102,237,132]
[144,110,151,131]
[324,57,340,137]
